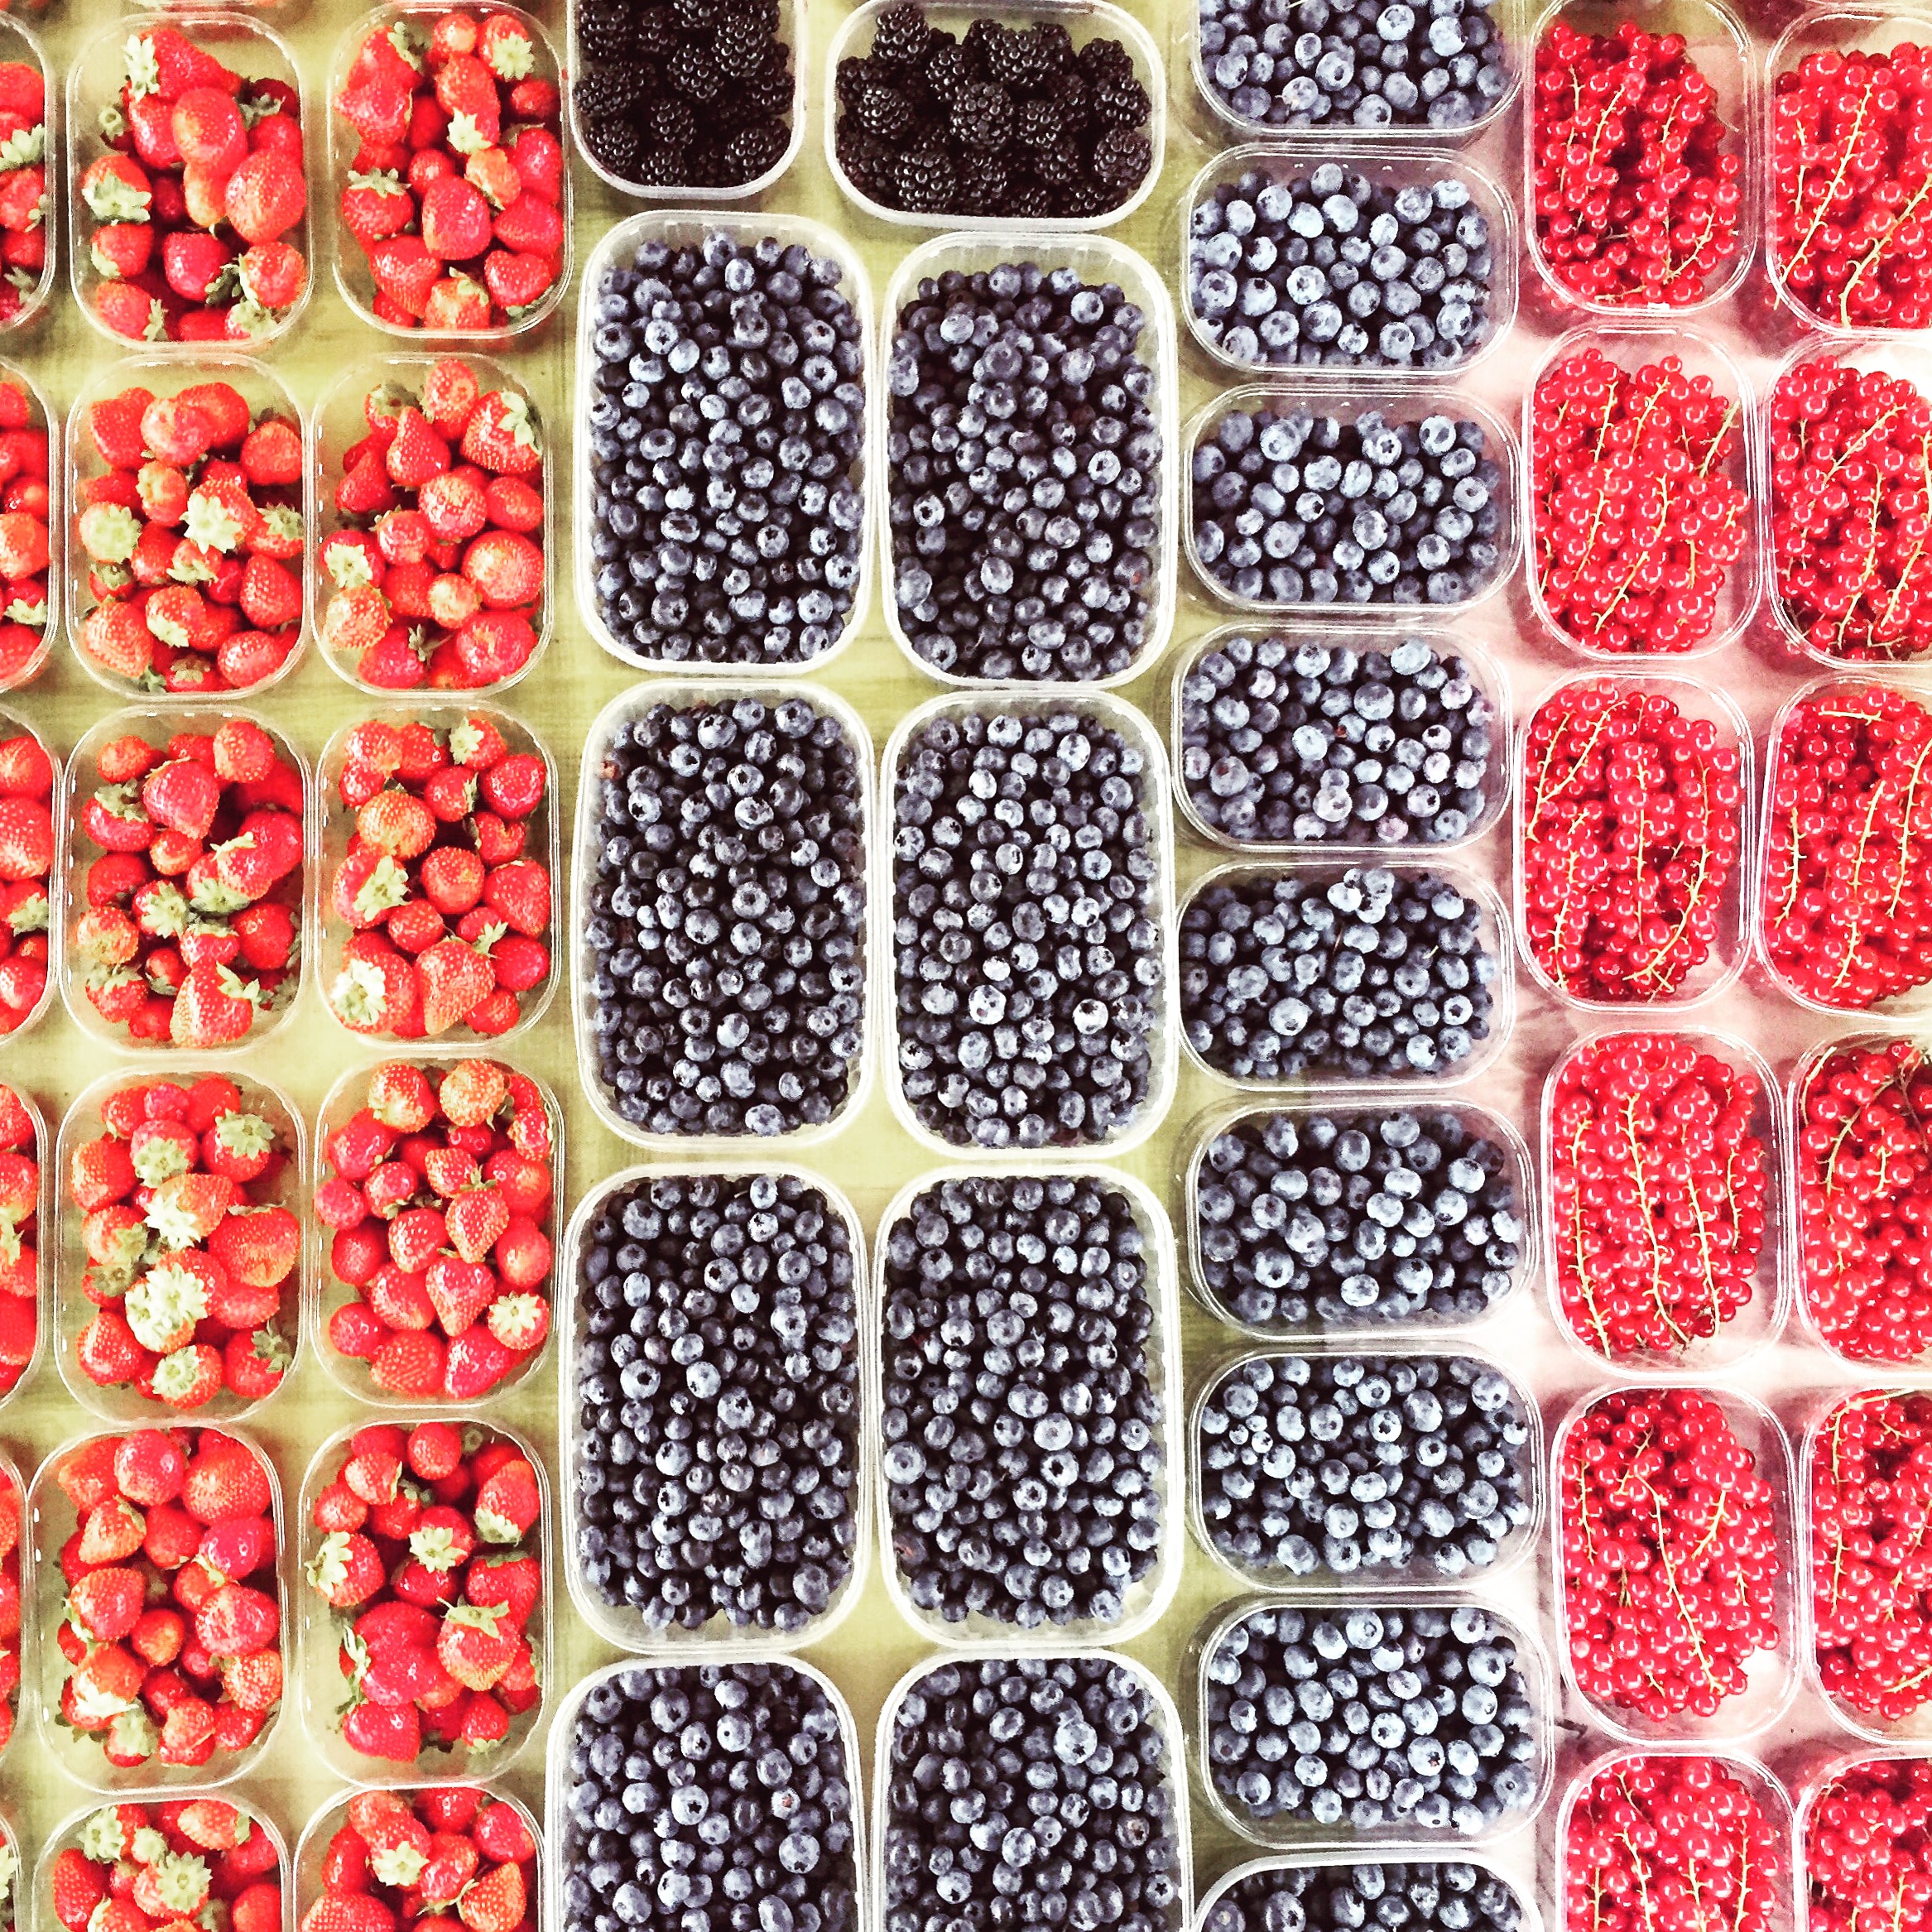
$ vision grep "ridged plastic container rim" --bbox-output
[1549,1382,1800,1745]
[0,17,57,343]
[304,1057,563,1409]
[869,1163,1183,1647]
[324,1,572,342]
[60,704,315,1056]
[555,1160,872,1656]
[63,354,313,701]
[875,228,1179,690]
[0,1443,22,1760]
[570,676,876,1151]
[0,358,60,695]
[52,1061,306,1423]
[1175,853,1516,1093]
[315,700,560,1051]
[1180,1090,1539,1341]
[1540,1025,1791,1379]
[1524,0,1758,320]
[66,12,315,353]
[292,1419,550,1781]
[0,706,62,1046]
[1512,670,1756,1013]
[874,1646,1191,1931]
[1168,619,1514,856]
[824,0,1165,233]
[1790,1742,1932,1931]
[1183,379,1521,622]
[1187,1591,1554,1850]
[310,350,555,698]
[877,685,1180,1159]
[0,1088,50,1412]
[573,208,875,679]
[26,1420,287,1788]
[568,0,805,202]
[1194,1849,1542,1932]
[1178,143,1519,383]
[1521,323,1765,661]
[1188,1338,1545,1593]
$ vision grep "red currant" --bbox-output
[1805,1752,1932,1932]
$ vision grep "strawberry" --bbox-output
[454,1857,523,1932]
[223,149,305,245]
[306,1530,384,1608]
[416,938,494,1036]
[459,390,541,474]
[369,1329,445,1399]
[169,962,260,1048]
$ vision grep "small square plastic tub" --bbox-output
[1196,1853,1539,1932]
[64,354,311,701]
[871,1164,1182,1647]
[1524,0,1756,320]
[877,229,1177,689]
[0,1089,48,1411]
[1180,145,1516,382]
[0,18,55,342]
[324,2,570,344]
[310,352,554,698]
[574,209,873,680]
[294,1420,549,1782]
[297,1785,530,1932]
[1183,1092,1536,1340]
[570,678,873,1151]
[824,0,1164,233]
[877,686,1179,1160]
[68,13,314,353]
[556,1161,870,1656]
[316,702,558,1053]
[1514,672,1755,1012]
[1523,324,1762,661]
[1185,382,1518,622]
[0,709,60,1043]
[1170,621,1511,855]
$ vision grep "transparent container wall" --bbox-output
[0,363,62,698]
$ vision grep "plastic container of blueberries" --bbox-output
[293,1419,550,1782]
[0,358,60,695]
[316,701,558,1053]
[1188,1340,1545,1594]
[1168,620,1512,857]
[25,1420,286,1789]
[1540,1026,1790,1381]
[875,1646,1191,1931]
[1183,381,1520,624]
[876,229,1179,691]
[1178,144,1518,384]
[825,0,1165,233]
[1181,1091,1538,1342]
[65,354,312,701]
[573,209,875,680]
[1523,0,1757,321]
[570,677,874,1151]
[0,706,61,1045]
[871,1164,1183,1648]
[1196,1851,1540,1932]
[1512,671,1755,1014]
[305,1056,563,1411]
[1550,1382,1800,1746]
[555,1161,871,1657]
[1185,1592,1555,1852]
[60,705,315,1057]
[0,1089,50,1413]
[69,14,314,354]
[324,3,571,344]
[1175,853,1516,1095]
[52,1062,305,1424]
[877,686,1179,1161]
[298,1785,527,1932]
[1523,325,1763,662]
[310,352,554,699]
[0,18,56,344]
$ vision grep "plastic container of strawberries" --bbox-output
[0,1444,23,1758]
[0,706,62,1045]
[0,17,58,344]
[0,1088,50,1414]
[0,363,64,698]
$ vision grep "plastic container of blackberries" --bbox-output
[570,677,874,1151]
[1522,0,1757,321]
[1194,1851,1541,1932]
[0,704,60,1043]
[870,1163,1184,1647]
[41,1794,290,1932]
[1182,381,1520,624]
[825,0,1165,233]
[555,1161,872,1656]
[0,361,62,695]
[572,209,875,680]
[0,18,55,344]
[876,685,1180,1161]
[1522,325,1764,661]
[298,1786,529,1929]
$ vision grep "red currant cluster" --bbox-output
[1810,1391,1932,1724]
[1531,21,1742,310]
[1795,1038,1932,1364]
[1768,355,1932,664]
[1550,1033,1770,1365]
[1521,681,1743,1002]
[1773,43,1932,332]
[1761,686,1932,1009]
[1560,1387,1783,1725]
[1531,348,1747,655]
[1806,1754,1932,1932]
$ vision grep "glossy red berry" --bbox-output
[1805,1753,1932,1932]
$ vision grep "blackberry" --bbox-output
[1093,72,1151,125]
[684,134,728,186]
[574,67,642,119]
[925,40,972,103]
[643,93,694,148]
[631,144,689,185]
[634,2,678,54]
[740,47,794,117]
[1012,95,1062,147]
[1043,66,1091,132]
[836,123,892,191]
[1059,178,1114,219]
[858,76,916,137]
[1032,137,1082,187]
[834,53,867,104]
[723,121,787,182]
[585,115,643,178]
[1006,181,1055,219]
[871,1,935,70]
[955,151,1009,209]
[1091,126,1151,193]
[895,147,955,212]
[714,7,775,76]
[949,79,1013,150]
[671,0,717,26]
[1081,36,1137,85]
[576,0,634,61]
[665,41,721,98]
[982,21,1055,90]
